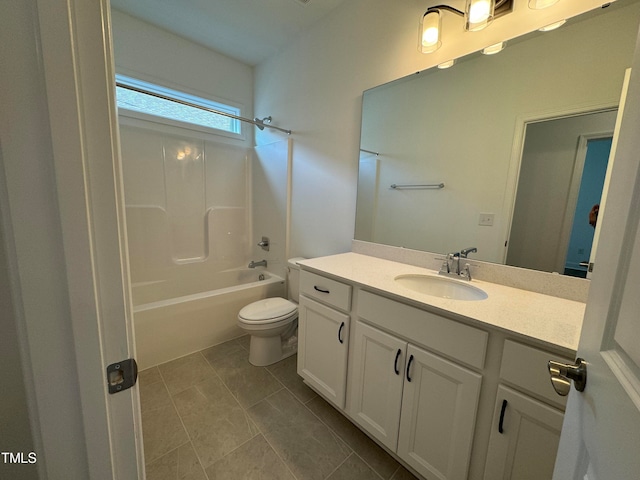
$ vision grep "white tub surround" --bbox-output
[299,252,584,352]
[296,252,584,480]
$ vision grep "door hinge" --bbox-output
[106,358,138,394]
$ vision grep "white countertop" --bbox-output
[299,253,585,353]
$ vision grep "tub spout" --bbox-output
[248,259,267,268]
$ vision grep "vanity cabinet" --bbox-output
[296,256,581,480]
[348,292,485,480]
[297,271,351,409]
[483,341,571,480]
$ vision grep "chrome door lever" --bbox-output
[548,358,587,396]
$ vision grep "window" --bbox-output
[115,75,241,135]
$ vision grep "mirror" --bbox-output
[355,0,639,275]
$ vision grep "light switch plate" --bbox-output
[479,213,494,226]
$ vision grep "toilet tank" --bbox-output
[286,257,306,302]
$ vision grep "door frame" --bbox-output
[37,0,145,477]
[1,0,144,477]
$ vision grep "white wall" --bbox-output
[254,0,634,259]
[111,9,255,147]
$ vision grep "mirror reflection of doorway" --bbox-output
[564,137,612,277]
[506,109,617,274]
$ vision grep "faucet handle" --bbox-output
[462,263,472,281]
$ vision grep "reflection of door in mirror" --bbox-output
[506,110,616,274]
[563,137,612,278]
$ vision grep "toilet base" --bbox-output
[249,334,297,367]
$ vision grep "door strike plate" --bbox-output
[107,358,138,394]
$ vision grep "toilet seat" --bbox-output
[238,297,297,325]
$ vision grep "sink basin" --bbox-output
[394,274,488,301]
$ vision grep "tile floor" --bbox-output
[139,335,420,480]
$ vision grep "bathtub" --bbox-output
[132,269,285,369]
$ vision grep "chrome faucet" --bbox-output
[438,248,477,281]
[460,247,478,258]
[248,259,267,268]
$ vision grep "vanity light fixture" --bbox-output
[466,0,495,31]
[482,41,506,55]
[419,0,512,54]
[529,0,559,9]
[538,19,566,31]
[438,59,457,68]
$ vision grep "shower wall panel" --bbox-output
[252,139,290,278]
[163,136,206,262]
[119,119,250,287]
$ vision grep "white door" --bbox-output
[397,344,482,480]
[586,69,631,279]
[348,321,406,451]
[484,386,564,480]
[552,42,640,480]
[297,296,350,408]
[35,0,144,478]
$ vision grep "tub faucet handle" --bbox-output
[257,236,270,251]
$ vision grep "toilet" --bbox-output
[237,258,304,366]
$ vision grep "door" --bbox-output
[397,344,482,480]
[35,0,144,478]
[563,136,612,278]
[484,386,564,480]
[348,321,406,451]
[552,64,640,480]
[297,295,350,408]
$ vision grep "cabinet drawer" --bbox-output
[500,340,572,409]
[358,290,487,370]
[300,270,352,312]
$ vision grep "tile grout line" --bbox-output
[322,451,354,480]
[156,355,213,480]
[197,346,297,476]
[227,369,301,480]
[296,394,393,480]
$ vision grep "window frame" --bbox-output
[115,74,245,140]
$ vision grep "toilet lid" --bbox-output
[238,297,297,322]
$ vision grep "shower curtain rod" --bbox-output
[115,82,292,135]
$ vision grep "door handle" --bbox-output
[548,358,587,396]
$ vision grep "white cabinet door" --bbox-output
[348,321,407,451]
[297,295,350,408]
[484,386,564,480]
[398,344,482,480]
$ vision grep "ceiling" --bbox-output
[110,0,349,66]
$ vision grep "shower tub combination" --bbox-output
[118,114,291,370]
[132,268,284,369]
